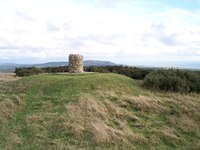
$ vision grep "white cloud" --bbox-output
[0,0,200,64]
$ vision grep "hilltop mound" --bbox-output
[0,73,200,149]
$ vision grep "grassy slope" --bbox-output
[0,73,200,149]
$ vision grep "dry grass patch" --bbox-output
[169,115,200,134]
[123,95,168,113]
[47,139,67,150]
[59,95,145,145]
[104,99,139,123]
[6,132,22,145]
[0,73,21,84]
[59,97,108,135]
[162,127,183,142]
[98,90,168,114]
[26,114,43,124]
[1,133,22,150]
[90,120,125,143]
[0,99,18,124]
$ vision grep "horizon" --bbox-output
[1,60,200,70]
[0,0,200,64]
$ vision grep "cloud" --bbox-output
[0,0,200,63]
[94,0,119,8]
[13,9,34,21]
[46,21,60,32]
[62,22,72,30]
[149,24,178,46]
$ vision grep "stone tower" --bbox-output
[69,54,84,73]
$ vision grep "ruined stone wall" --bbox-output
[69,54,84,73]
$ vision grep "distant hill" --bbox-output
[0,60,116,72]
[0,63,29,73]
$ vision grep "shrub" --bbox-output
[42,66,68,73]
[117,67,150,80]
[143,69,200,93]
[84,66,151,80]
[15,67,43,77]
[84,66,109,73]
[15,65,152,79]
[15,66,69,77]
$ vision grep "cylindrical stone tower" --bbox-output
[69,54,84,73]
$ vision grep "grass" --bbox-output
[0,73,200,149]
[0,73,20,83]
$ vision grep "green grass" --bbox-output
[0,73,200,149]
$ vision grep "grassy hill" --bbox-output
[0,73,200,149]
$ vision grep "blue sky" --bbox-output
[0,0,200,64]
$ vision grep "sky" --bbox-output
[0,0,200,65]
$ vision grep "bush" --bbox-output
[117,67,150,80]
[42,66,68,73]
[84,66,151,80]
[143,69,200,93]
[84,66,109,73]
[15,67,44,77]
[15,65,152,79]
[15,66,69,77]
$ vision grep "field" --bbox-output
[0,73,200,149]
[0,73,21,84]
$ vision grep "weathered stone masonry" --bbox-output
[69,54,84,73]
